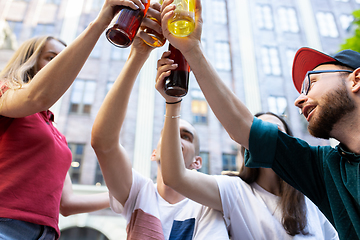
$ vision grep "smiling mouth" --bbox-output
[303,106,316,120]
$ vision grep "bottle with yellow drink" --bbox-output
[168,0,195,37]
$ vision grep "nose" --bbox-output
[294,94,308,110]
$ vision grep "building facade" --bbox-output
[0,0,358,238]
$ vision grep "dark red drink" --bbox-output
[164,44,190,97]
[106,4,150,48]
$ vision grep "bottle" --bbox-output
[142,0,166,47]
[164,44,190,97]
[106,2,151,48]
[168,0,195,37]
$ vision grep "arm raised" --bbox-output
[0,0,147,118]
[155,52,223,211]
[161,0,253,148]
[91,2,159,206]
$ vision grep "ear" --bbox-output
[191,156,202,170]
[150,149,157,162]
[351,67,360,93]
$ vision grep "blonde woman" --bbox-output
[0,0,153,239]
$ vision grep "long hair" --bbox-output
[0,36,66,90]
[238,112,309,236]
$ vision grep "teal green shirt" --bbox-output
[245,117,360,240]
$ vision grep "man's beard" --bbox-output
[308,81,355,139]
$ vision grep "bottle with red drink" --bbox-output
[106,2,150,48]
[164,44,190,97]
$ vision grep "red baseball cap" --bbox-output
[292,47,360,93]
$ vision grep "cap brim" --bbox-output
[292,47,336,93]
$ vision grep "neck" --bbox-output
[330,112,360,155]
[156,169,186,204]
[256,168,281,196]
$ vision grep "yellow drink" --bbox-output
[168,10,195,37]
[168,0,195,37]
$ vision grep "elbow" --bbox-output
[91,131,108,154]
[59,203,73,217]
[162,172,182,190]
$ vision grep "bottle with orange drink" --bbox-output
[142,0,167,48]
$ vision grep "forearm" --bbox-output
[29,21,107,110]
[161,103,185,188]
[183,46,253,148]
[91,50,150,151]
[60,192,110,217]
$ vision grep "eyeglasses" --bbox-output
[301,69,353,95]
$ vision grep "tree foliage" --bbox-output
[340,9,360,52]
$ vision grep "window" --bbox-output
[215,41,231,71]
[339,14,354,31]
[285,48,296,75]
[32,24,55,37]
[316,12,339,38]
[90,40,103,58]
[111,46,131,61]
[268,96,287,115]
[222,153,237,171]
[68,143,85,184]
[6,21,23,39]
[261,46,281,76]
[191,89,208,124]
[213,0,227,24]
[278,7,299,33]
[106,81,114,93]
[45,0,61,4]
[256,5,273,30]
[94,162,105,186]
[70,79,96,114]
[92,0,104,10]
[199,152,209,174]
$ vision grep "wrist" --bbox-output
[165,99,182,104]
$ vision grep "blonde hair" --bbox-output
[0,36,66,91]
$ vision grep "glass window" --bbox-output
[256,5,273,30]
[213,0,227,24]
[94,162,105,186]
[110,45,130,61]
[268,96,288,115]
[70,79,97,114]
[6,21,23,39]
[198,152,209,174]
[222,153,237,171]
[32,24,55,37]
[191,89,208,124]
[68,143,85,184]
[261,46,282,76]
[278,7,299,33]
[90,40,103,58]
[339,14,354,31]
[285,48,296,75]
[92,0,104,10]
[316,12,339,38]
[215,41,231,71]
[45,0,61,4]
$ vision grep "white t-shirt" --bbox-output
[214,175,339,240]
[110,170,229,240]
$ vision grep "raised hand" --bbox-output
[155,51,182,103]
[160,0,203,55]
